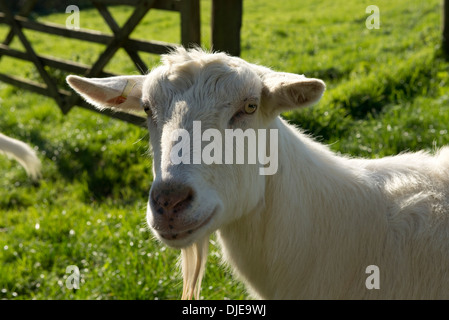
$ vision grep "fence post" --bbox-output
[443,0,449,56]
[211,0,242,56]
[180,0,200,48]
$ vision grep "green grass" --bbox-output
[1,0,448,300]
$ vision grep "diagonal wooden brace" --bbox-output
[94,1,148,74]
[0,0,36,50]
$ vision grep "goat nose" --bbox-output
[151,183,194,215]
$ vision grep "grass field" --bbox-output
[0,0,448,300]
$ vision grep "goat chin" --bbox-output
[181,236,209,300]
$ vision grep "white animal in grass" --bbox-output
[67,47,449,299]
[0,133,41,180]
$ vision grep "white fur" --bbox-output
[67,47,449,299]
[0,133,41,180]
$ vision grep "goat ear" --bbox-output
[261,72,325,113]
[66,75,145,112]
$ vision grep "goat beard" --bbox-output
[181,236,209,300]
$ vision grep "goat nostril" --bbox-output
[173,189,194,212]
[151,184,195,214]
[173,189,194,210]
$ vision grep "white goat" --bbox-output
[67,47,449,299]
[0,133,41,180]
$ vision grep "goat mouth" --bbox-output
[158,210,216,242]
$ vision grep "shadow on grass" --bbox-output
[306,67,346,83]
[337,55,439,119]
[285,52,447,142]
[26,127,152,203]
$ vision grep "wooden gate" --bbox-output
[0,0,201,126]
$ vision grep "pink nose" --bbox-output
[150,182,194,217]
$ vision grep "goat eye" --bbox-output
[244,102,257,114]
[142,102,152,116]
